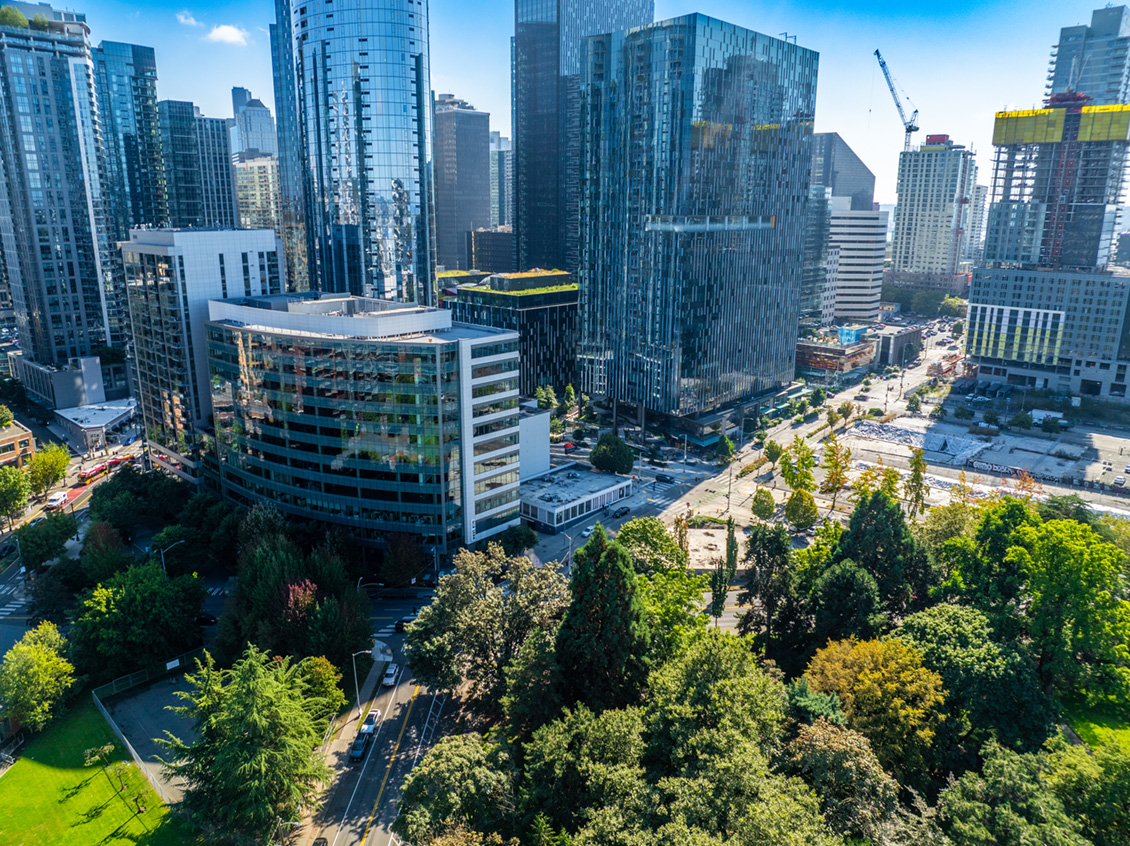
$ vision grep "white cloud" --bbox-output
[206,24,249,45]
[176,10,202,27]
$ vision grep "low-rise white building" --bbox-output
[519,463,633,535]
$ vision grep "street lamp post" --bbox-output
[563,532,575,575]
[158,539,186,578]
[351,648,373,720]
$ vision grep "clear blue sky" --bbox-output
[80,0,1108,204]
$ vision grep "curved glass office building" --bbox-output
[282,0,436,304]
[205,293,520,552]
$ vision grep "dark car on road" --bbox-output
[195,613,218,626]
[612,506,630,519]
[655,473,675,484]
[348,733,368,764]
[395,614,417,633]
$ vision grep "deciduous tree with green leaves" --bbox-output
[1007,518,1130,697]
[0,404,13,427]
[785,489,819,531]
[812,561,887,645]
[751,488,775,521]
[15,511,76,571]
[764,439,784,476]
[0,463,29,528]
[160,647,332,838]
[405,543,569,717]
[615,516,688,573]
[781,435,817,493]
[738,522,795,651]
[26,442,70,498]
[0,622,74,732]
[715,434,736,465]
[819,433,851,512]
[937,740,1089,846]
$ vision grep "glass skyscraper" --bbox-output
[273,0,436,304]
[513,0,653,272]
[578,14,817,420]
[434,94,491,271]
[158,100,239,230]
[0,6,112,366]
[269,18,308,293]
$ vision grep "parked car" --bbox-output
[348,733,368,764]
[195,612,218,626]
[361,708,380,735]
[612,506,631,519]
[581,525,596,538]
[0,543,14,558]
[383,663,399,686]
[1116,476,1127,487]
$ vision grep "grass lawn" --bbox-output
[1063,698,1130,749]
[0,700,200,846]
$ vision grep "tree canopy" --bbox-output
[0,622,74,732]
[589,433,635,475]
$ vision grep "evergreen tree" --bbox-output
[781,435,817,492]
[904,447,929,517]
[556,530,651,712]
[161,647,331,837]
[833,490,936,616]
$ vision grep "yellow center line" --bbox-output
[360,685,419,843]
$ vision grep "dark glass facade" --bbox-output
[158,100,238,229]
[447,271,578,394]
[810,132,875,211]
[512,0,652,272]
[282,0,436,304]
[0,16,111,366]
[270,18,308,292]
[578,14,817,418]
[205,295,521,551]
[434,96,491,271]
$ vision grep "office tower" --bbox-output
[269,20,307,292]
[159,101,240,229]
[889,134,976,279]
[0,3,113,367]
[93,42,167,235]
[811,132,876,211]
[513,0,653,273]
[468,228,517,273]
[965,183,988,263]
[799,185,833,322]
[434,94,491,271]
[578,15,816,426]
[447,269,577,394]
[806,132,879,324]
[93,41,167,350]
[234,153,281,231]
[123,228,284,480]
[829,197,888,321]
[489,131,513,227]
[230,86,277,156]
[1049,6,1130,106]
[275,0,435,303]
[206,293,521,551]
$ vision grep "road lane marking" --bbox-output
[360,685,420,844]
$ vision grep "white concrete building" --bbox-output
[122,228,284,479]
[891,135,976,276]
[519,463,633,535]
[830,197,888,322]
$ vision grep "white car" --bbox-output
[582,525,596,538]
[383,663,399,687]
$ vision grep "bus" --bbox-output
[78,463,109,485]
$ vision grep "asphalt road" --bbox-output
[297,597,446,846]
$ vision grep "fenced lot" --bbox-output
[0,701,198,846]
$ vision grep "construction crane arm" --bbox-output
[874,49,909,126]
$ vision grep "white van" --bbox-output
[45,492,67,511]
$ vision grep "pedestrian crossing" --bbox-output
[0,584,21,597]
[0,600,26,619]
[373,625,396,636]
[207,587,228,597]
